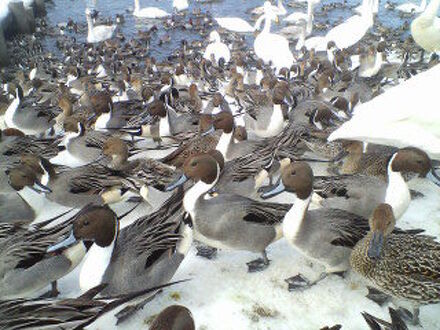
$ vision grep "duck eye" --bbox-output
[83,220,89,226]
[291,171,296,176]
[191,162,197,167]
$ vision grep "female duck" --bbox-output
[351,203,440,325]
[165,153,290,272]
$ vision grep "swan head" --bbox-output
[209,31,221,43]
[85,8,91,16]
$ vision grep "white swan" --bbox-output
[133,0,170,18]
[396,0,426,13]
[329,63,440,160]
[214,17,255,33]
[251,0,287,16]
[203,31,231,64]
[173,0,189,12]
[85,8,116,44]
[254,2,294,72]
[284,0,319,30]
[325,0,374,49]
[411,0,440,52]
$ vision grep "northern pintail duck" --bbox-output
[0,212,84,299]
[314,147,440,219]
[0,128,58,159]
[4,86,55,136]
[166,152,290,272]
[205,111,264,162]
[11,155,136,209]
[48,190,189,295]
[0,281,178,330]
[244,86,287,138]
[260,161,421,290]
[260,161,371,288]
[351,203,440,325]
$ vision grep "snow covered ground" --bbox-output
[29,172,440,330]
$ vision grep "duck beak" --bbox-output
[427,168,440,187]
[47,230,77,253]
[87,113,97,123]
[260,179,285,199]
[165,174,189,191]
[201,125,215,137]
[367,231,383,260]
[31,181,52,193]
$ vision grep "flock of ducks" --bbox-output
[0,0,440,328]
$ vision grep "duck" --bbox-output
[260,161,419,290]
[13,154,137,209]
[0,281,179,329]
[325,0,374,49]
[245,86,287,138]
[254,2,294,72]
[358,43,385,78]
[150,305,195,330]
[315,147,440,220]
[410,0,440,53]
[165,152,290,272]
[203,31,231,65]
[0,211,85,299]
[133,0,170,18]
[328,64,440,159]
[85,8,116,44]
[214,17,255,33]
[396,0,427,13]
[4,86,55,136]
[207,112,263,161]
[173,0,189,12]
[350,203,440,325]
[49,121,105,167]
[47,190,190,295]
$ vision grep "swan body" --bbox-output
[85,9,116,43]
[133,0,170,18]
[173,0,189,12]
[203,31,231,64]
[215,17,254,33]
[411,0,440,52]
[396,0,426,13]
[325,0,373,49]
[329,63,440,160]
[254,2,294,72]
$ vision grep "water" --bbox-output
[41,0,415,61]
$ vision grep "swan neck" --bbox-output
[422,0,440,17]
[134,0,140,11]
[262,15,272,34]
